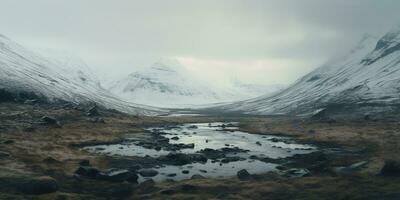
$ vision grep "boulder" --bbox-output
[0,151,10,158]
[283,168,310,178]
[75,166,100,178]
[171,136,179,140]
[79,159,91,166]
[191,174,206,180]
[237,169,251,181]
[381,160,400,176]
[139,169,159,177]
[182,170,190,174]
[98,169,138,183]
[40,116,62,128]
[18,176,58,195]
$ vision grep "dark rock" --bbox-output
[180,184,198,192]
[182,170,190,174]
[188,125,198,129]
[256,141,262,146]
[98,169,138,183]
[18,176,58,195]
[3,140,14,144]
[158,153,207,165]
[269,138,279,143]
[381,160,400,176]
[79,160,90,166]
[140,179,155,187]
[191,174,205,179]
[87,105,100,117]
[237,169,251,181]
[167,173,177,177]
[40,116,62,128]
[43,157,61,164]
[139,169,158,177]
[138,179,157,194]
[128,165,142,172]
[283,168,310,178]
[75,166,100,178]
[0,89,15,102]
[160,189,175,195]
[199,170,207,173]
[171,136,179,140]
[0,151,10,158]
[276,165,288,170]
[221,156,242,163]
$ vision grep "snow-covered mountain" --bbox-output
[0,34,165,115]
[220,28,400,118]
[108,59,284,108]
[108,59,224,108]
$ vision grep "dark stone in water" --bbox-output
[139,169,159,177]
[221,157,242,163]
[191,174,206,179]
[171,136,179,140]
[158,153,207,165]
[283,168,310,178]
[188,125,198,129]
[256,141,262,146]
[98,169,138,183]
[167,173,177,177]
[182,170,190,174]
[237,169,251,181]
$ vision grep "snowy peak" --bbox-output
[149,58,185,73]
[362,27,400,65]
[221,27,400,118]
[0,34,165,115]
[108,59,221,107]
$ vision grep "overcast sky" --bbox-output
[1,0,400,86]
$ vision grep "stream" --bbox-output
[83,122,316,182]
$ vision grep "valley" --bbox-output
[0,102,399,199]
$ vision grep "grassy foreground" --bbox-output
[0,102,399,199]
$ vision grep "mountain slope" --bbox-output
[108,59,225,108]
[0,34,165,115]
[109,59,285,108]
[220,28,400,118]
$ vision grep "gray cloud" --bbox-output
[1,0,400,85]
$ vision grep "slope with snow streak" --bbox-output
[0,34,165,115]
[222,29,400,117]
